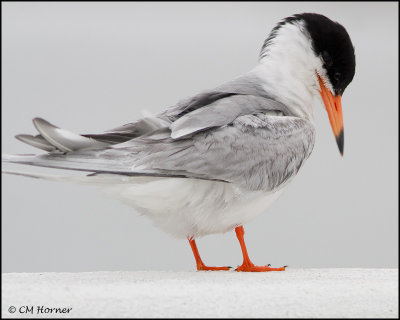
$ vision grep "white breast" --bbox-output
[101,176,286,238]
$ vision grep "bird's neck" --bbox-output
[255,21,322,122]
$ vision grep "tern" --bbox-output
[3,13,355,272]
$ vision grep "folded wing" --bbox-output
[5,76,314,191]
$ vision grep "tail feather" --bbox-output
[15,134,57,152]
[2,170,75,181]
[31,118,109,152]
[15,115,170,152]
[2,170,138,185]
[4,115,177,178]
[2,153,133,174]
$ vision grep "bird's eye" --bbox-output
[321,51,333,67]
[334,72,341,81]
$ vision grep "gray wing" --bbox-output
[88,70,292,141]
[6,73,315,191]
[13,70,291,152]
[108,113,315,191]
[169,95,286,139]
[158,69,294,123]
[5,112,315,191]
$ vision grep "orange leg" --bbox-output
[235,226,286,272]
[188,238,231,271]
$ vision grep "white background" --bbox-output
[2,2,398,272]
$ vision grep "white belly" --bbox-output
[101,176,285,238]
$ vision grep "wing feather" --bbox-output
[6,72,315,191]
[121,114,315,191]
[170,95,287,139]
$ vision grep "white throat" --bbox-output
[253,20,328,122]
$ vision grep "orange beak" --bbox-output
[318,76,344,155]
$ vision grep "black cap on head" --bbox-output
[262,13,356,96]
[298,13,356,96]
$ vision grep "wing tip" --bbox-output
[2,153,36,163]
[32,117,51,127]
[15,133,57,152]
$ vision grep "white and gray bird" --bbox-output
[3,13,355,271]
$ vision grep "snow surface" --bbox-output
[2,269,398,318]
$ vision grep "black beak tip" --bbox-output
[336,129,344,156]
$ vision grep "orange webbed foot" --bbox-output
[189,238,232,271]
[236,263,287,272]
[197,264,231,271]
